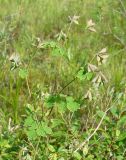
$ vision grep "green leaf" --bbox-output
[117,116,126,127]
[47,144,55,152]
[45,95,60,108]
[25,154,32,160]
[42,122,52,135]
[97,111,110,122]
[36,122,53,136]
[49,41,57,48]
[86,155,95,159]
[19,68,28,79]
[73,152,82,160]
[51,119,64,128]
[53,131,67,138]
[110,106,118,118]
[117,132,126,141]
[25,116,38,140]
[83,145,88,156]
[86,72,93,80]
[76,69,86,80]
[36,125,47,137]
[52,47,64,56]
[26,104,35,114]
[0,140,10,148]
[25,117,52,139]
[76,68,93,81]
[26,129,37,140]
[116,155,124,160]
[116,130,120,137]
[59,158,65,160]
[40,41,64,56]
[24,116,35,127]
[66,96,80,112]
[58,101,67,113]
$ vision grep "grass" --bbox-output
[0,0,126,159]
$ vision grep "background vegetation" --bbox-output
[0,0,126,159]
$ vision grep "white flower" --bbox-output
[9,53,20,64]
[87,19,96,32]
[87,19,95,28]
[55,30,67,41]
[69,15,80,25]
[8,118,19,132]
[92,71,108,84]
[88,63,98,72]
[84,88,93,101]
[9,53,21,70]
[97,48,109,65]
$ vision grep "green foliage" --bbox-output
[19,68,28,79]
[66,96,80,112]
[97,110,110,122]
[117,116,126,127]
[38,41,65,56]
[76,68,93,81]
[24,115,52,140]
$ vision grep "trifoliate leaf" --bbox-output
[26,129,37,140]
[76,69,86,80]
[36,125,47,137]
[24,116,35,127]
[58,101,67,113]
[19,69,28,79]
[86,72,93,80]
[66,96,80,112]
